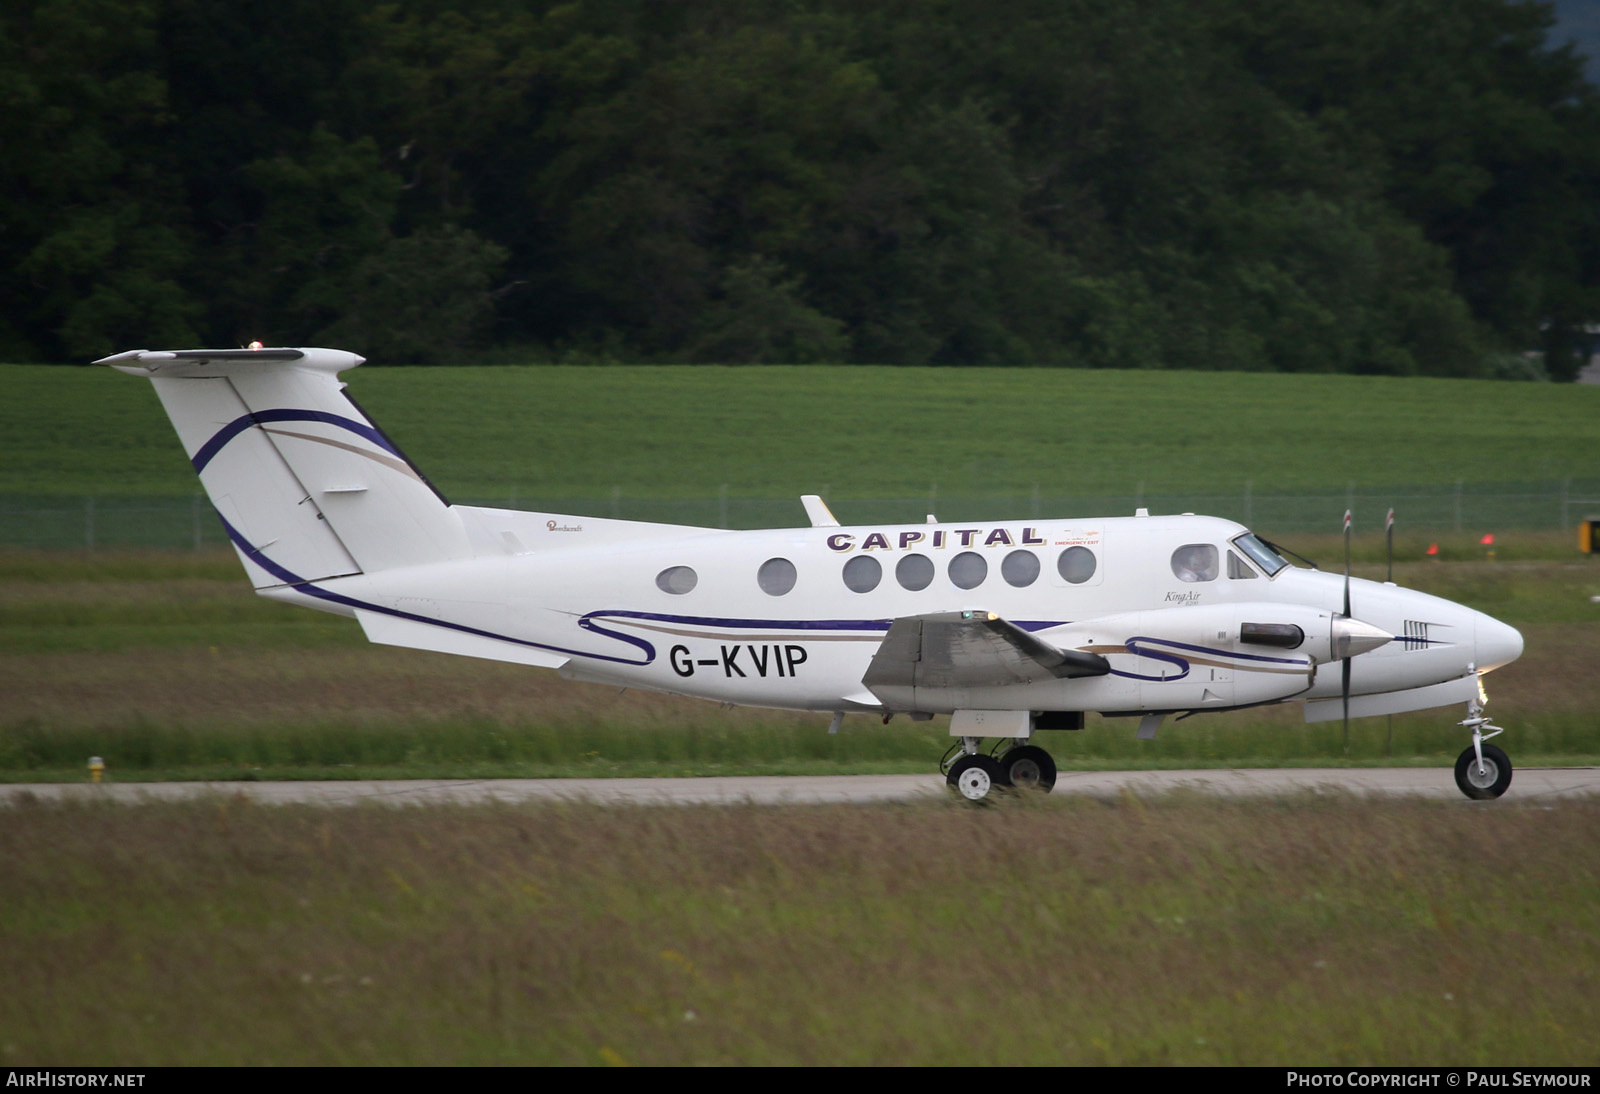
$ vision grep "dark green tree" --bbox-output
[0,0,198,360]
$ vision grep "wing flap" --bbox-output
[863,611,1109,696]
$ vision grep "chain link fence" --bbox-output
[4,479,1598,552]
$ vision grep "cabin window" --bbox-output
[949,551,987,590]
[1171,544,1218,583]
[842,555,882,593]
[758,557,797,596]
[1227,550,1258,580]
[1001,549,1040,588]
[656,565,698,595]
[896,553,934,591]
[1056,546,1097,584]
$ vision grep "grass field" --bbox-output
[3,549,1597,781]
[7,364,1600,501]
[2,793,1596,1065]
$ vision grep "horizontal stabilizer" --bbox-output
[97,347,360,377]
[356,609,569,670]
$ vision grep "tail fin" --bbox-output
[99,347,469,587]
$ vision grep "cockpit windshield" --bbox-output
[1233,532,1289,577]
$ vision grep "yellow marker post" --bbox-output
[88,756,105,783]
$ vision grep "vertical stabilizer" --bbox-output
[99,347,470,587]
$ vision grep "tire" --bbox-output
[1454,743,1512,800]
[946,754,1008,802]
[999,745,1057,792]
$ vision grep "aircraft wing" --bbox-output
[862,610,1109,695]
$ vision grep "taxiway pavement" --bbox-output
[3,766,1598,806]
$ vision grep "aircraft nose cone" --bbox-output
[1333,616,1393,659]
[1475,615,1524,671]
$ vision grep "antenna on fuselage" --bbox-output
[801,495,840,528]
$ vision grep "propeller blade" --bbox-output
[1386,508,1395,583]
[1342,656,1352,754]
[1343,510,1352,619]
[1343,509,1353,753]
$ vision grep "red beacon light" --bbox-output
[248,340,264,350]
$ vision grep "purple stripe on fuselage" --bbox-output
[579,609,891,634]
[576,610,1063,634]
[192,410,400,473]
[1126,635,1311,666]
[1107,634,1313,683]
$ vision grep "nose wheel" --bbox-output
[1454,698,1512,800]
[1455,743,1512,799]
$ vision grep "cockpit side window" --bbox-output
[1233,532,1289,576]
[1227,550,1258,579]
[1171,544,1218,582]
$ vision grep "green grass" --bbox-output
[3,794,1596,1065]
[7,364,1600,500]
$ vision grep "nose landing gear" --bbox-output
[1454,699,1512,800]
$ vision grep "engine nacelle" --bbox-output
[1040,602,1340,710]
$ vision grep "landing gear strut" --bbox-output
[1454,698,1512,800]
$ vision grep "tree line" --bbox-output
[4,0,1599,376]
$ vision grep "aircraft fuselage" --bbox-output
[265,511,1520,721]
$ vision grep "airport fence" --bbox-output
[3,478,1599,552]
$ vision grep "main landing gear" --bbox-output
[942,697,1518,802]
[1454,699,1512,800]
[943,737,1058,801]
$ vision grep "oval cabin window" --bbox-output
[842,555,882,593]
[758,557,797,596]
[656,565,698,595]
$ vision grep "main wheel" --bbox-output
[999,745,1057,792]
[1454,743,1512,800]
[947,754,1008,802]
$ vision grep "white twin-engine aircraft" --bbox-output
[101,346,1526,801]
